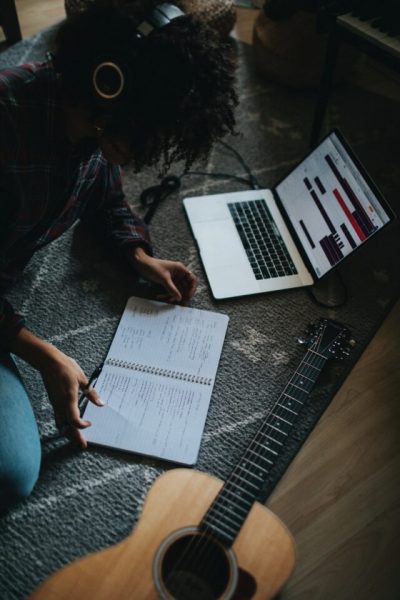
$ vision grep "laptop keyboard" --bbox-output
[228,199,298,280]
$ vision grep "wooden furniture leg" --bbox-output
[310,28,340,148]
[0,0,22,44]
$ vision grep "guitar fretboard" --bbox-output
[200,346,328,546]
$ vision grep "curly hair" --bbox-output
[53,1,238,172]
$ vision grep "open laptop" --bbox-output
[183,129,395,300]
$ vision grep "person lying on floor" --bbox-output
[0,0,237,511]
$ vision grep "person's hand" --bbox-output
[39,347,104,448]
[130,247,198,305]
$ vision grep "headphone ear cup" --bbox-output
[90,4,185,107]
[92,59,130,103]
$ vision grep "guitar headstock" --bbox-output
[299,319,354,361]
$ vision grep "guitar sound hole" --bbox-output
[157,531,235,600]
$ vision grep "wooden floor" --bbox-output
[6,3,400,599]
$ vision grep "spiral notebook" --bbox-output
[84,296,229,465]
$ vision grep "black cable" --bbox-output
[217,139,262,190]
[141,140,261,223]
[141,174,181,224]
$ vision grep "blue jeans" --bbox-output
[0,351,41,511]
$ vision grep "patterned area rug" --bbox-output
[0,24,399,599]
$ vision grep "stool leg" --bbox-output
[0,0,22,44]
[310,29,340,148]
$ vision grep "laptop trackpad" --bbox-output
[192,220,248,267]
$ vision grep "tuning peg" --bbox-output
[306,322,318,335]
[299,322,319,346]
[338,339,356,360]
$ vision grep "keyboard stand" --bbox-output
[310,12,400,149]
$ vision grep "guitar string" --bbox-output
[168,347,326,595]
[167,349,326,599]
[166,339,329,598]
[166,325,339,595]
[187,352,327,591]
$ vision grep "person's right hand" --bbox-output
[6,327,104,448]
[39,347,104,448]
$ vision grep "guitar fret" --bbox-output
[233,474,260,490]
[290,382,311,392]
[285,389,309,404]
[292,377,314,391]
[238,465,264,481]
[258,429,287,448]
[245,449,274,465]
[211,504,249,527]
[282,392,303,405]
[271,413,293,426]
[244,458,270,472]
[222,485,254,507]
[217,513,242,532]
[217,500,248,520]
[295,371,314,381]
[277,402,298,416]
[228,480,258,498]
[249,444,278,457]
[267,424,288,436]
[302,361,320,370]
[308,348,327,359]
[204,517,236,540]
[263,433,283,446]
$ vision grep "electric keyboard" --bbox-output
[318,0,400,65]
[311,0,400,146]
[338,12,400,61]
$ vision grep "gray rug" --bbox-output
[1,24,399,600]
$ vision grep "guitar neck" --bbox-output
[200,346,329,546]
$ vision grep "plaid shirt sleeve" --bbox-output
[0,99,26,347]
[0,62,154,347]
[80,160,153,260]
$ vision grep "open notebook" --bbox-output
[83,297,229,465]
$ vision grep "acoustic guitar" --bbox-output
[30,319,351,600]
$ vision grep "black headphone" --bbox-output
[92,3,184,104]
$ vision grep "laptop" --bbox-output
[183,129,395,300]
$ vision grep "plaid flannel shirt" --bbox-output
[0,60,152,348]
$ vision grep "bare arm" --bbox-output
[8,327,104,448]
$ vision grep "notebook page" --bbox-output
[85,367,211,464]
[106,296,229,380]
[84,297,229,464]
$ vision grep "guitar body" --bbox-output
[30,469,295,600]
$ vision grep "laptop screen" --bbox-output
[276,130,393,279]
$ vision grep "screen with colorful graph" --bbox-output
[276,131,392,279]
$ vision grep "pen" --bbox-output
[78,362,104,417]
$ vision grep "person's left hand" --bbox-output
[130,247,198,305]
